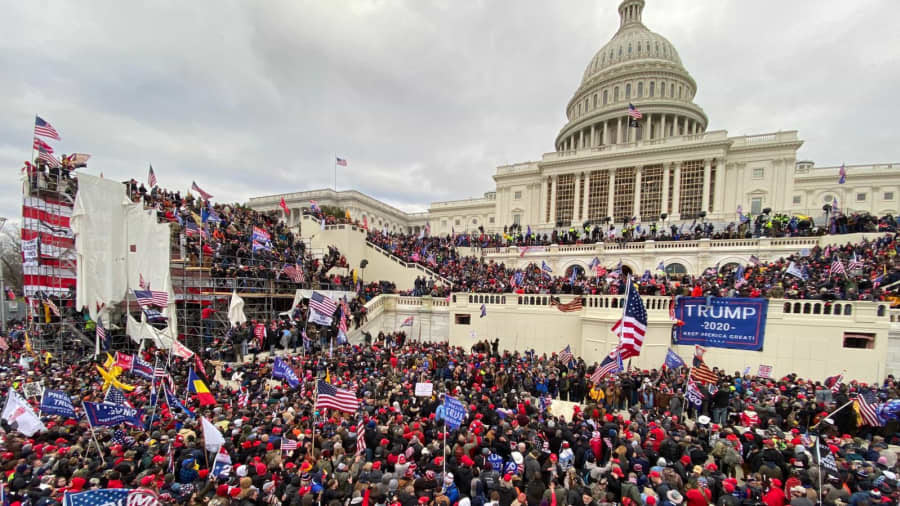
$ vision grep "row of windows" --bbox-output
[446,217,495,227]
[590,39,674,74]
[574,79,688,118]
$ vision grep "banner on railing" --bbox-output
[671,297,768,351]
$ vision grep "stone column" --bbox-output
[590,124,596,147]
[550,175,558,223]
[661,164,670,215]
[582,171,592,219]
[660,114,667,139]
[701,158,712,213]
[714,159,726,213]
[572,172,581,222]
[672,162,682,219]
[579,130,584,150]
[684,117,689,136]
[647,114,653,140]
[633,165,643,219]
[604,120,610,145]
[607,168,616,219]
[540,177,549,223]
[617,117,623,144]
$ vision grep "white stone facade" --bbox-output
[249,0,899,235]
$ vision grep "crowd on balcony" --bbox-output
[1,324,898,506]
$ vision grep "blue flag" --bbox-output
[39,389,77,418]
[83,401,144,429]
[64,489,156,506]
[272,357,300,389]
[442,396,467,430]
[131,357,154,380]
[541,261,552,273]
[480,304,486,318]
[664,349,686,370]
[163,386,196,418]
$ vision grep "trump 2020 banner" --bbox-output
[671,297,768,351]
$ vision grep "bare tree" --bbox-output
[0,221,23,292]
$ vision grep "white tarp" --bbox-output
[71,174,130,320]
[228,291,247,326]
[126,313,177,350]
[125,204,177,332]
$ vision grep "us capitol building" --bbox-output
[250,0,899,236]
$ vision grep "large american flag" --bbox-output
[37,147,60,168]
[690,356,719,384]
[309,291,336,317]
[627,103,643,119]
[610,283,647,359]
[33,137,53,153]
[356,419,367,455]
[34,116,61,140]
[148,165,158,188]
[847,252,863,271]
[550,296,583,312]
[134,289,168,307]
[315,380,359,412]
[856,390,884,427]
[336,157,348,167]
[591,348,622,383]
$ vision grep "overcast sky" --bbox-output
[2,0,899,221]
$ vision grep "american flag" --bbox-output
[336,157,348,167]
[690,348,719,384]
[610,282,647,359]
[37,147,60,168]
[749,255,760,266]
[856,390,883,427]
[558,345,574,366]
[33,137,53,153]
[281,439,298,452]
[627,103,643,119]
[34,116,61,140]
[104,386,133,408]
[191,181,213,200]
[830,258,846,276]
[838,163,846,184]
[825,374,843,393]
[550,296,583,312]
[133,289,168,307]
[356,419,367,455]
[96,316,109,351]
[309,291,337,317]
[153,366,168,379]
[281,264,305,283]
[310,200,319,211]
[148,165,157,187]
[238,387,249,408]
[253,323,267,344]
[400,316,414,327]
[338,309,348,334]
[847,252,863,270]
[591,348,623,383]
[315,380,359,412]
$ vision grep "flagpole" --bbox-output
[814,435,824,506]
[147,357,162,428]
[81,402,106,466]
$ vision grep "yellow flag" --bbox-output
[192,212,203,227]
[325,370,331,384]
[24,332,33,353]
[104,353,115,370]
[43,351,52,364]
[352,269,358,284]
[96,364,136,391]
[345,209,351,220]
[44,304,51,323]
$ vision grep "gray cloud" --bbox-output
[1,0,898,222]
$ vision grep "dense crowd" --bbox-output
[366,230,900,301]
[0,327,898,506]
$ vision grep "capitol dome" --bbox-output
[555,0,708,152]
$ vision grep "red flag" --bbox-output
[194,353,208,380]
[280,197,290,216]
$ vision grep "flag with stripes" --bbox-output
[131,356,153,380]
[356,419,367,455]
[282,264,305,283]
[41,294,60,317]
[627,103,643,120]
[336,157,348,167]
[825,374,843,393]
[37,147,61,168]
[96,316,109,351]
[855,390,884,427]
[104,386,133,408]
[847,252,863,270]
[148,165,157,187]
[33,137,54,154]
[34,116,61,140]
[838,163,846,184]
[400,316,414,327]
[830,258,846,276]
[690,357,719,384]
[590,348,623,383]
[550,296,583,312]
[558,345,574,366]
[133,289,168,307]
[611,282,647,359]
[309,291,336,317]
[685,378,704,409]
[281,439,298,452]
[191,181,213,200]
[315,380,359,412]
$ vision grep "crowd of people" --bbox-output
[0,327,898,506]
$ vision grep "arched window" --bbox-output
[628,43,632,55]
[637,82,643,98]
[720,262,741,274]
[614,87,619,101]
[665,263,688,275]
[660,81,665,97]
[649,82,655,97]
[565,265,585,278]
[670,84,675,97]
[625,84,631,99]
[593,94,598,108]
[679,85,683,98]
[603,90,608,105]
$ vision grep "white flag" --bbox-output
[201,416,226,454]
[228,291,247,326]
[171,339,194,359]
[2,388,46,436]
